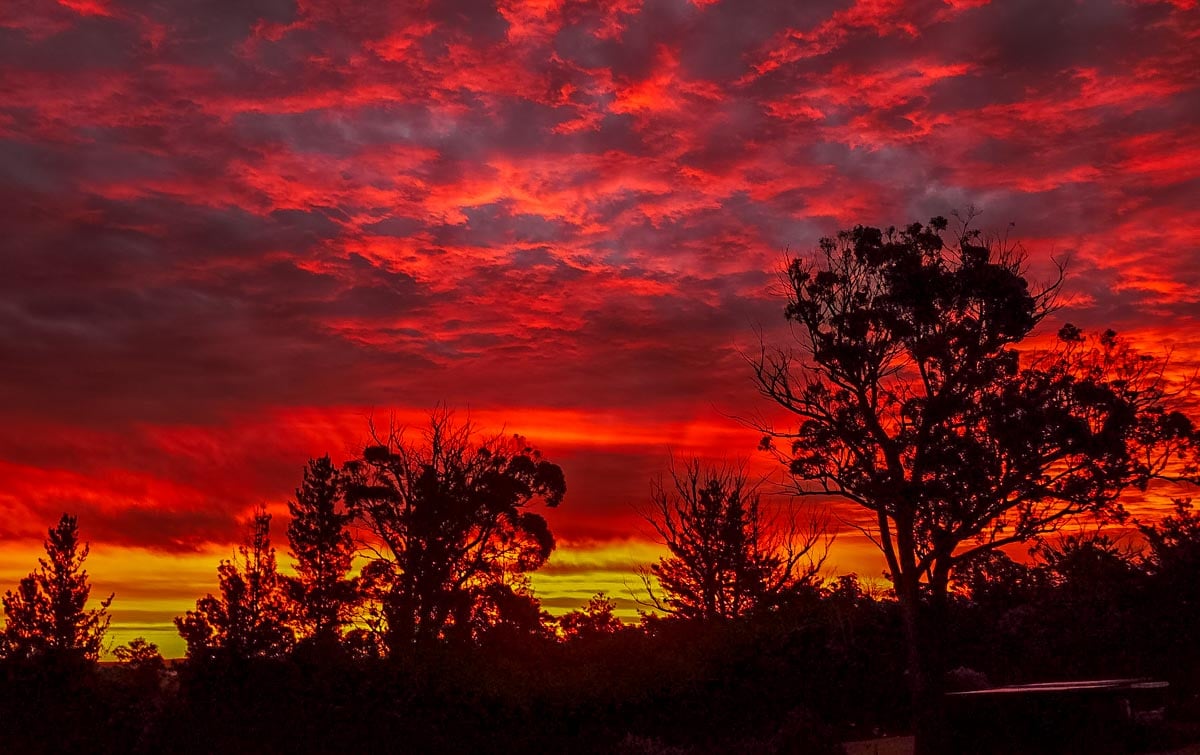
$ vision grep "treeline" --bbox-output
[3,217,1199,753]
[3,495,1200,753]
[0,413,844,753]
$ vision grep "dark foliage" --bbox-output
[751,216,1197,751]
[114,636,165,671]
[343,411,566,653]
[1,513,112,663]
[5,541,1200,752]
[558,592,625,641]
[286,455,358,650]
[175,509,295,662]
[638,458,829,620]
[3,373,1199,755]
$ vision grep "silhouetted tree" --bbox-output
[954,549,1041,608]
[114,636,166,672]
[1141,498,1200,576]
[176,508,294,662]
[1035,533,1146,677]
[466,578,557,648]
[558,593,625,641]
[286,455,357,648]
[1034,532,1142,592]
[0,513,112,663]
[344,411,565,652]
[751,217,1197,752]
[638,458,828,620]
[1138,499,1200,684]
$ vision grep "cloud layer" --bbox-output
[1,0,1197,649]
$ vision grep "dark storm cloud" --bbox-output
[0,14,141,71]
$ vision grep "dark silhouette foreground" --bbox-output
[2,220,1199,753]
[3,528,1200,753]
[752,216,1197,753]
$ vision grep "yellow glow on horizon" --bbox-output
[1,500,1180,659]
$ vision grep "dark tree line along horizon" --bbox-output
[2,418,827,666]
[1,217,1197,755]
[169,412,572,662]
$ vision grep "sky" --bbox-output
[1,0,1198,657]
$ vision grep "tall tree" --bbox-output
[286,456,357,647]
[176,508,294,662]
[0,513,112,663]
[638,458,828,620]
[751,217,1196,752]
[343,411,565,653]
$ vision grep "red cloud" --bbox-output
[0,0,1197,638]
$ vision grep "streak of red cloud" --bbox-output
[0,0,1197,645]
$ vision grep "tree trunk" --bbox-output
[900,573,950,755]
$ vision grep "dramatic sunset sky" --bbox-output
[1,0,1197,656]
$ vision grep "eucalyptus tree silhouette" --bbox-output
[175,508,294,662]
[343,411,565,653]
[637,458,828,620]
[751,216,1197,752]
[0,513,112,663]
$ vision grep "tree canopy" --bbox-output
[755,218,1195,589]
[638,458,828,620]
[752,216,1197,751]
[343,412,566,651]
[286,455,357,647]
[0,514,112,663]
[175,509,294,662]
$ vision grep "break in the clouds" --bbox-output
[0,0,1198,557]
